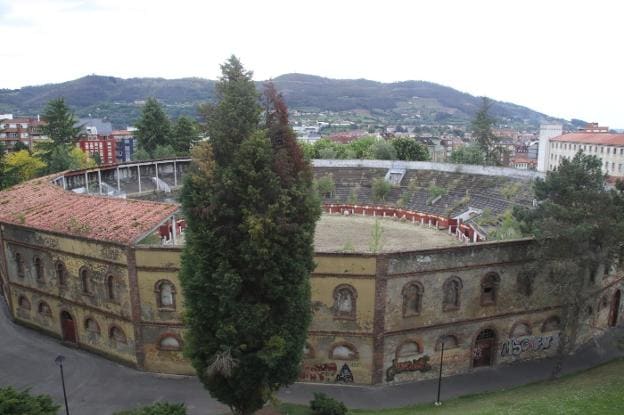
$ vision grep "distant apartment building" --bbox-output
[78,134,117,165]
[542,123,624,177]
[0,115,47,150]
[110,130,136,162]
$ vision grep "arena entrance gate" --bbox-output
[60,311,77,344]
[473,329,496,368]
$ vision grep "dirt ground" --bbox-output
[314,214,462,253]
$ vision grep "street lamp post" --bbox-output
[55,355,70,415]
[434,339,445,406]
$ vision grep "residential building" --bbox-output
[78,134,117,165]
[110,130,136,162]
[0,115,48,150]
[546,124,624,177]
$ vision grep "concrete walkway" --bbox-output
[0,297,622,414]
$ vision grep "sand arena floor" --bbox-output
[313,214,462,253]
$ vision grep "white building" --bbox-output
[545,125,624,177]
[536,124,563,172]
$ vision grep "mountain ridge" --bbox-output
[0,73,563,129]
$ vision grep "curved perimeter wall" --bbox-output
[0,159,622,385]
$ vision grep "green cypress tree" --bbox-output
[171,115,200,155]
[40,97,81,146]
[135,98,172,156]
[180,57,320,415]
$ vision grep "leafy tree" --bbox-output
[348,136,376,158]
[449,144,486,165]
[516,152,624,378]
[316,174,335,198]
[372,177,392,201]
[0,386,59,415]
[172,116,200,155]
[92,152,102,166]
[4,150,46,182]
[471,97,500,165]
[114,402,186,415]
[180,57,320,415]
[318,147,338,159]
[152,144,177,159]
[13,141,30,152]
[42,146,94,173]
[133,147,151,161]
[371,141,397,160]
[135,98,172,156]
[391,137,430,161]
[40,98,81,145]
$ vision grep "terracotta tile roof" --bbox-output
[551,133,624,146]
[0,176,177,245]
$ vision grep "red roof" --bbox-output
[551,133,624,146]
[0,176,177,245]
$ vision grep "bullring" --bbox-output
[0,158,621,385]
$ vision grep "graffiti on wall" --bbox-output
[385,355,432,381]
[500,335,556,357]
[299,362,337,382]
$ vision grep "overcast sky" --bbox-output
[1,0,622,127]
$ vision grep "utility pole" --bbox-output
[55,355,70,415]
[434,339,445,406]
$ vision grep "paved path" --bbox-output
[1,297,622,414]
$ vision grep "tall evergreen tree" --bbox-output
[180,57,320,415]
[171,116,199,155]
[39,97,83,173]
[471,97,502,165]
[135,98,172,156]
[40,98,81,146]
[517,152,624,378]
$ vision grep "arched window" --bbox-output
[329,342,358,360]
[80,267,91,294]
[109,326,127,345]
[55,261,66,286]
[516,270,535,297]
[106,275,115,301]
[85,318,101,336]
[158,334,182,351]
[15,252,24,278]
[303,342,315,359]
[396,340,422,358]
[33,256,44,282]
[333,284,357,319]
[481,272,500,305]
[541,316,561,333]
[38,301,51,317]
[435,334,459,351]
[510,321,532,338]
[18,295,30,310]
[442,276,462,311]
[155,280,176,309]
[402,281,423,317]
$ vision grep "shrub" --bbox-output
[372,177,391,202]
[309,393,348,415]
[114,402,186,415]
[0,387,60,415]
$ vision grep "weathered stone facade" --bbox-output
[1,221,622,385]
[0,160,622,385]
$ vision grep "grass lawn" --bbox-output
[274,358,624,415]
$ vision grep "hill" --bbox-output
[0,74,562,129]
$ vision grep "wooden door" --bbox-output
[609,290,621,327]
[473,329,496,367]
[60,311,77,343]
